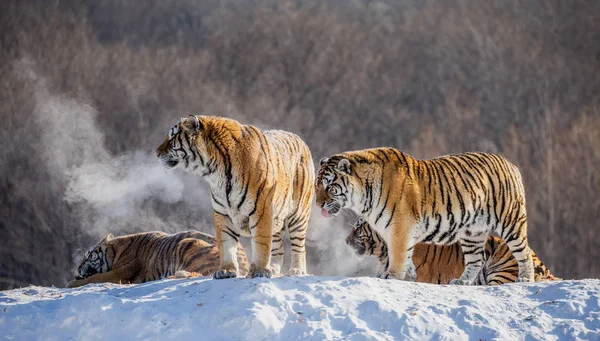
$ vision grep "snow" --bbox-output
[0,277,598,341]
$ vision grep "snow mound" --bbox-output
[0,277,598,340]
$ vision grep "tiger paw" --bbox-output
[376,271,402,280]
[516,277,534,283]
[269,265,282,277]
[66,279,81,288]
[404,273,416,281]
[247,269,272,279]
[449,278,474,285]
[174,270,201,279]
[287,268,306,276]
[247,265,272,279]
[404,267,417,281]
[213,269,238,280]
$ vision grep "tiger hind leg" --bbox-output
[481,239,518,285]
[287,218,308,276]
[247,198,274,279]
[501,211,535,282]
[504,236,534,282]
[270,228,284,277]
[451,234,488,285]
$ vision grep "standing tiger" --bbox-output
[316,148,535,285]
[346,219,558,285]
[156,115,315,279]
[66,231,249,288]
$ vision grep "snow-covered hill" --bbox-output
[0,277,598,341]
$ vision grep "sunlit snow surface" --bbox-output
[1,277,598,341]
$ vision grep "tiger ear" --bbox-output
[181,115,202,134]
[337,158,351,175]
[319,157,329,166]
[101,234,114,243]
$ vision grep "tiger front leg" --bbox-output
[66,271,124,288]
[213,211,240,280]
[403,255,417,281]
[378,246,417,281]
[450,235,487,285]
[377,218,416,281]
[247,197,273,279]
[375,260,388,278]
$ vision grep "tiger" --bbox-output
[316,148,536,285]
[346,219,559,285]
[66,230,248,288]
[156,115,315,279]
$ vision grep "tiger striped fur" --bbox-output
[156,115,314,279]
[66,231,248,288]
[346,219,558,285]
[316,148,535,285]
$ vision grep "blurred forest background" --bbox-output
[1,0,599,290]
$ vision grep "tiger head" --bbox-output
[74,234,114,280]
[345,218,386,258]
[156,115,209,174]
[315,155,362,217]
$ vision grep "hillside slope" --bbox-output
[0,277,598,340]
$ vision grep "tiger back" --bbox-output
[346,219,559,284]
[156,115,315,279]
[66,230,248,288]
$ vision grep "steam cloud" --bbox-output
[65,153,185,217]
[23,64,209,242]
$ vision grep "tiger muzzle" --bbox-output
[320,202,341,217]
[346,239,366,256]
[164,158,179,168]
[78,264,98,279]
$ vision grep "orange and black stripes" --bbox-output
[156,116,314,278]
[346,219,557,285]
[317,148,536,283]
[67,231,249,288]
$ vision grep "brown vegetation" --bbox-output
[1,0,599,289]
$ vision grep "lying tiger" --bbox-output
[66,231,248,288]
[346,219,559,285]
